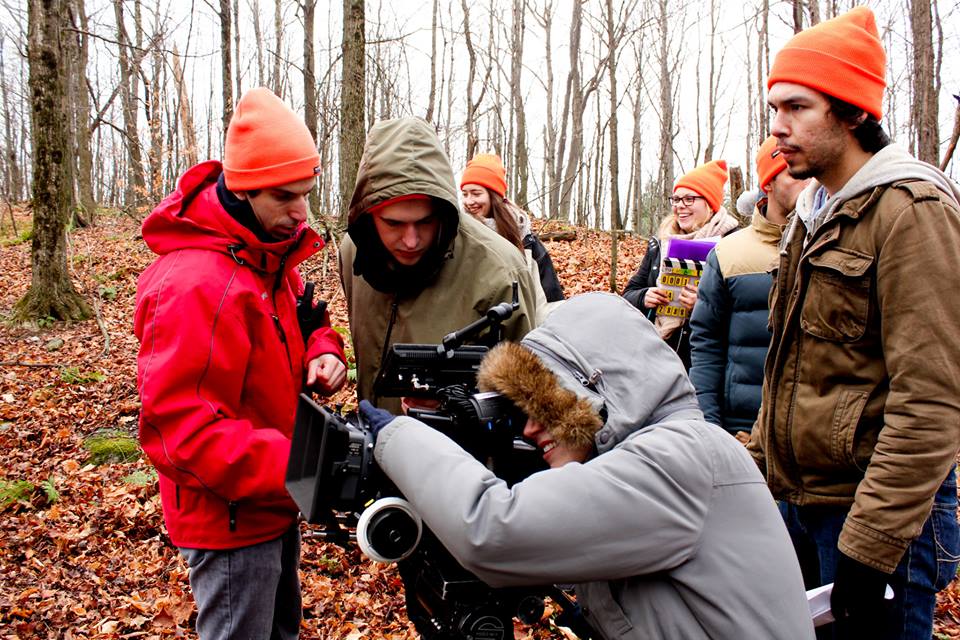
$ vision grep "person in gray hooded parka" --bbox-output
[369,292,815,640]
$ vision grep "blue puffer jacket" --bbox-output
[689,209,785,435]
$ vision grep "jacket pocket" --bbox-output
[830,388,870,471]
[800,248,873,342]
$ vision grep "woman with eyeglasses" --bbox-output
[622,160,740,369]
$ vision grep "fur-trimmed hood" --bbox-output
[478,292,702,455]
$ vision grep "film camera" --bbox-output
[285,287,594,639]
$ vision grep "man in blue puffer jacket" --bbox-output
[689,136,807,442]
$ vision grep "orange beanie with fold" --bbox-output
[767,6,886,120]
[223,87,321,191]
[674,160,728,213]
[756,136,788,190]
[460,154,508,197]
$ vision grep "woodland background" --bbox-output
[1,0,959,637]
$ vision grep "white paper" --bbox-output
[807,583,895,627]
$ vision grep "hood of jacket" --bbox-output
[141,160,322,274]
[346,118,461,295]
[479,292,702,455]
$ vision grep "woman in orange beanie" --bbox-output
[622,160,740,369]
[461,154,565,303]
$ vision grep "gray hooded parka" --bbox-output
[374,292,814,640]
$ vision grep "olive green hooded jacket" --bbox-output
[339,118,541,412]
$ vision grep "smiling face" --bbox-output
[237,176,315,239]
[461,183,492,220]
[370,198,441,266]
[672,187,713,233]
[522,417,592,468]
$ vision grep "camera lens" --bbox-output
[367,508,420,559]
[357,497,423,563]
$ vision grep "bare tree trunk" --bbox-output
[558,0,584,222]
[113,0,146,208]
[532,1,558,217]
[251,0,265,85]
[758,0,769,136]
[940,94,960,172]
[510,0,529,205]
[234,0,242,99]
[425,0,439,122]
[702,0,719,162]
[17,0,91,323]
[301,0,319,218]
[272,0,283,96]
[0,38,22,201]
[791,0,803,33]
[910,0,938,165]
[808,0,820,25]
[72,0,96,221]
[148,18,163,202]
[172,47,198,167]
[461,0,478,159]
[339,0,365,226]
[220,0,234,133]
[656,0,675,221]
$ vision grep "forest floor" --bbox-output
[0,208,957,639]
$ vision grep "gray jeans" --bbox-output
[180,525,301,640]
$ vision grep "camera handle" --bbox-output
[438,281,519,357]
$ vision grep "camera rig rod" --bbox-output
[439,282,519,357]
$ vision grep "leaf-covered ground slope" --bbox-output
[0,211,956,638]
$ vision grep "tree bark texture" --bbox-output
[113,0,145,208]
[220,0,234,134]
[910,0,938,165]
[19,0,91,322]
[339,0,365,226]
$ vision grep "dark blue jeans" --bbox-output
[780,469,959,640]
[180,525,301,640]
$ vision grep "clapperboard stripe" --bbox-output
[663,257,705,271]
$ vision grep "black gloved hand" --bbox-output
[830,552,890,636]
[359,400,396,442]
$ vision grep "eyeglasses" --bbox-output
[669,195,705,207]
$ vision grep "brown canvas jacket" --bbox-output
[749,178,960,572]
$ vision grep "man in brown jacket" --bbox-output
[752,7,960,639]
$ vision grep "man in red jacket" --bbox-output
[134,88,346,640]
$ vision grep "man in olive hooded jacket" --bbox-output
[339,117,542,415]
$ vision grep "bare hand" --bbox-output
[734,431,751,446]
[678,283,699,311]
[306,353,347,394]
[643,288,671,309]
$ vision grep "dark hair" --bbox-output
[487,190,524,251]
[827,96,890,153]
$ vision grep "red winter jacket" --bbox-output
[134,161,344,549]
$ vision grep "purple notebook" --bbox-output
[666,237,719,261]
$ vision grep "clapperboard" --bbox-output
[655,237,719,319]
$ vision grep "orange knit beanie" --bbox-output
[674,160,728,212]
[756,136,788,190]
[767,6,885,120]
[460,154,507,197]
[223,87,320,191]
